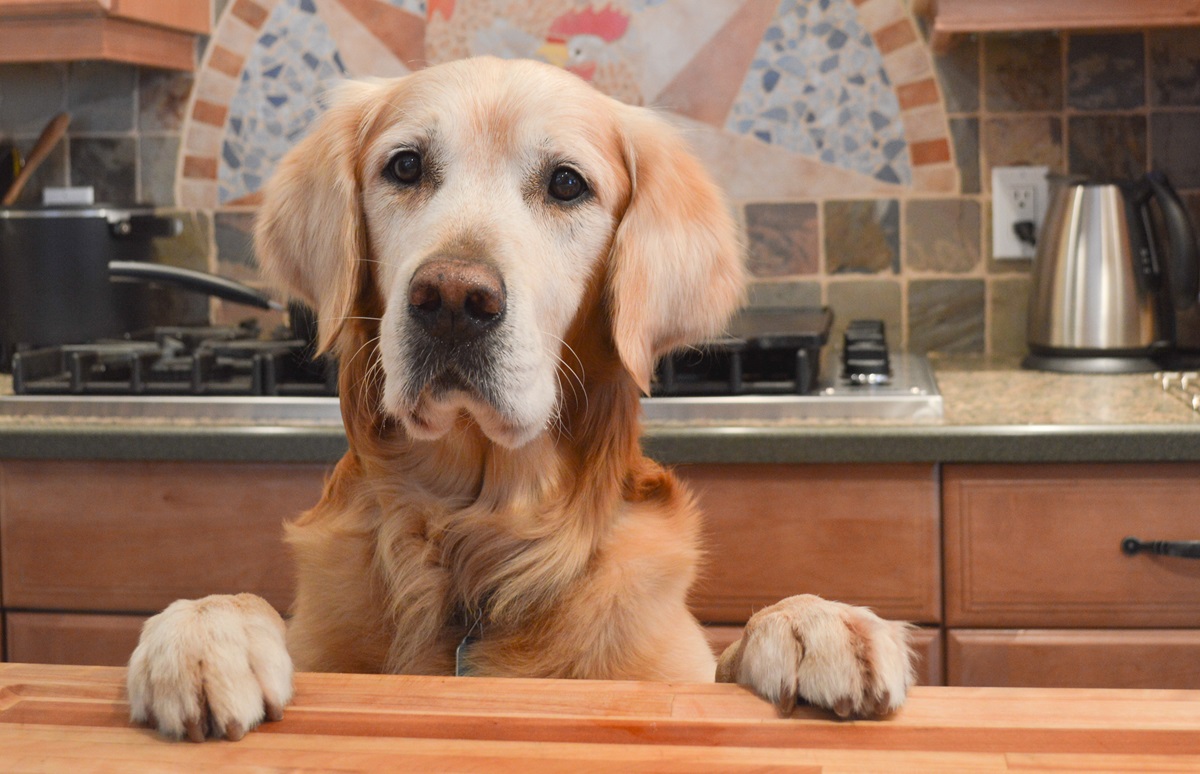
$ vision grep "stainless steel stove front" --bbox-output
[0,355,942,424]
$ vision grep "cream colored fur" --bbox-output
[126,57,914,742]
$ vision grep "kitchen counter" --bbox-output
[2,663,1199,771]
[1,358,1200,464]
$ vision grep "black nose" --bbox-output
[408,258,506,344]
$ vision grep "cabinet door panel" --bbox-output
[948,629,1200,689]
[681,464,940,624]
[944,463,1200,627]
[0,460,326,613]
[5,612,147,666]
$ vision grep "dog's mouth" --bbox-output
[392,362,542,448]
[378,301,559,450]
[427,369,475,399]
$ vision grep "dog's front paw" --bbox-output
[716,594,914,719]
[127,593,294,742]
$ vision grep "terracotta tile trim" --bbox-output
[231,0,270,30]
[208,45,245,79]
[875,19,917,55]
[183,155,219,180]
[848,1,955,192]
[192,99,229,128]
[896,78,941,110]
[910,138,952,166]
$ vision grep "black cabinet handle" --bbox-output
[1122,537,1200,559]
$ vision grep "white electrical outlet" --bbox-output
[992,165,1050,260]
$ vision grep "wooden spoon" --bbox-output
[1,112,70,206]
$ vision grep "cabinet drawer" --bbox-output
[944,464,1200,628]
[948,629,1200,689]
[0,461,326,613]
[681,464,940,624]
[5,612,148,666]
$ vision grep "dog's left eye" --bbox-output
[548,166,587,201]
[386,151,422,185]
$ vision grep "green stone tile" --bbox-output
[908,278,985,354]
[905,198,981,274]
[825,199,899,275]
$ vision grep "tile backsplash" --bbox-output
[2,0,1200,356]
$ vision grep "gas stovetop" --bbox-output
[9,321,335,397]
[0,312,942,422]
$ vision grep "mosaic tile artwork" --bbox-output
[220,0,349,202]
[725,0,911,185]
[423,0,676,105]
[207,0,940,205]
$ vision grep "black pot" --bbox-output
[0,205,280,367]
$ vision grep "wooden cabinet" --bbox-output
[943,464,1200,689]
[0,459,943,679]
[0,0,210,71]
[680,464,941,625]
[0,460,324,664]
[0,460,322,614]
[5,612,147,667]
[923,0,1200,53]
[948,629,1200,689]
[7,456,1195,691]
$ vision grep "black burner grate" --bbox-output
[11,322,337,396]
[652,307,832,396]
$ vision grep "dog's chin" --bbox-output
[391,388,546,450]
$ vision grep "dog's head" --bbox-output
[256,57,744,449]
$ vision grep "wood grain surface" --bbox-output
[2,663,1199,772]
[0,460,323,613]
[680,463,940,624]
[944,463,1200,628]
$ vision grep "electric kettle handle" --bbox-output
[1146,171,1200,310]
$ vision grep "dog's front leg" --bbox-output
[126,593,294,741]
[715,594,914,719]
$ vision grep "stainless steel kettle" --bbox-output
[1025,172,1200,373]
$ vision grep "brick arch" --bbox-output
[854,0,957,192]
[178,0,283,208]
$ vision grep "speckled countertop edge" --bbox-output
[3,358,1200,464]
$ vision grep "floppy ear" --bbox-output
[254,80,383,353]
[608,107,747,394]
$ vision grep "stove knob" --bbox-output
[842,319,891,384]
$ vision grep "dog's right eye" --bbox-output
[386,151,422,185]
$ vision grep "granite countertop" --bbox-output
[2,358,1200,464]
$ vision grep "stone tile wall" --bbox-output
[767,27,1200,356]
[0,61,208,324]
[941,29,1200,356]
[2,6,1200,355]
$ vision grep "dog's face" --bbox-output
[362,64,631,447]
[256,58,744,449]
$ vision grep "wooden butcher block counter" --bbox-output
[2,664,1199,772]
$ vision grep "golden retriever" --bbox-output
[126,57,914,742]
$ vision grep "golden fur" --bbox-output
[253,57,740,681]
[127,58,913,742]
